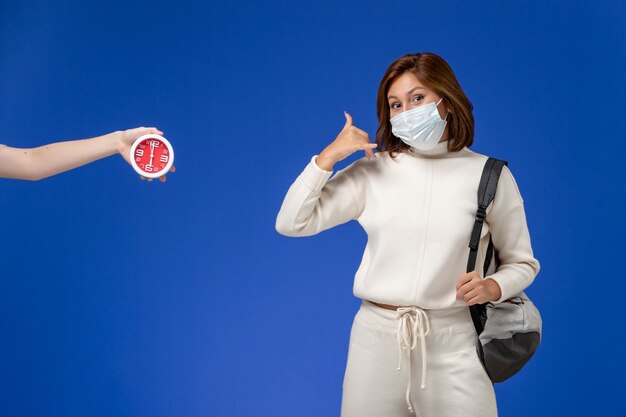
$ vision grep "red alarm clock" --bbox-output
[129,134,175,178]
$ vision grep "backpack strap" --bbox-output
[467,157,508,335]
[466,157,508,273]
[483,236,496,278]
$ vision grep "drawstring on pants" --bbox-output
[396,306,430,414]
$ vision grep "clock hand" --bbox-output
[149,141,155,165]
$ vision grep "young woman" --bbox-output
[275,52,540,416]
[0,126,174,181]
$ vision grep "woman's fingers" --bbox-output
[463,288,479,302]
[456,272,475,299]
[330,111,378,163]
[364,143,378,159]
[456,271,478,291]
[347,121,376,160]
[123,126,164,145]
[466,295,482,306]
[358,142,378,159]
[146,127,164,135]
[349,124,377,159]
[138,170,173,183]
[454,270,491,304]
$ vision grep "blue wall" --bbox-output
[1,1,624,416]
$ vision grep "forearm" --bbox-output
[485,260,540,303]
[275,155,334,237]
[0,131,123,180]
[275,155,359,237]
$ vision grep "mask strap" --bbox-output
[437,97,449,121]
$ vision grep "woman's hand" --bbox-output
[455,271,502,305]
[316,111,378,171]
[116,126,176,182]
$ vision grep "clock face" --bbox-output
[130,134,175,178]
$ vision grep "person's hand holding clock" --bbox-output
[116,127,176,182]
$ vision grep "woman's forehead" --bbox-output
[388,72,429,98]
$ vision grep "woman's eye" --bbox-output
[390,103,400,110]
[412,95,424,103]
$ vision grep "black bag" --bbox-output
[467,157,542,383]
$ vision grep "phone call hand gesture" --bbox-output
[316,111,378,171]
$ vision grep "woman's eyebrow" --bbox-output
[388,86,426,100]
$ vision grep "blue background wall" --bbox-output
[1,0,624,416]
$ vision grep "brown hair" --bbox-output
[375,52,474,158]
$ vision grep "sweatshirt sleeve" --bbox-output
[275,155,361,237]
[484,164,541,303]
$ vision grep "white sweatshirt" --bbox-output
[275,140,541,309]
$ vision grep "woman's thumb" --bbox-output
[343,111,353,130]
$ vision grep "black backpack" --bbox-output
[466,157,542,383]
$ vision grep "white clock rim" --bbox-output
[129,134,175,179]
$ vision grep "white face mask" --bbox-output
[389,97,448,151]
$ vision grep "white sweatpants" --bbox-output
[341,299,498,417]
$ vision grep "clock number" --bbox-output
[160,155,169,163]
[145,164,154,172]
[136,149,144,157]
